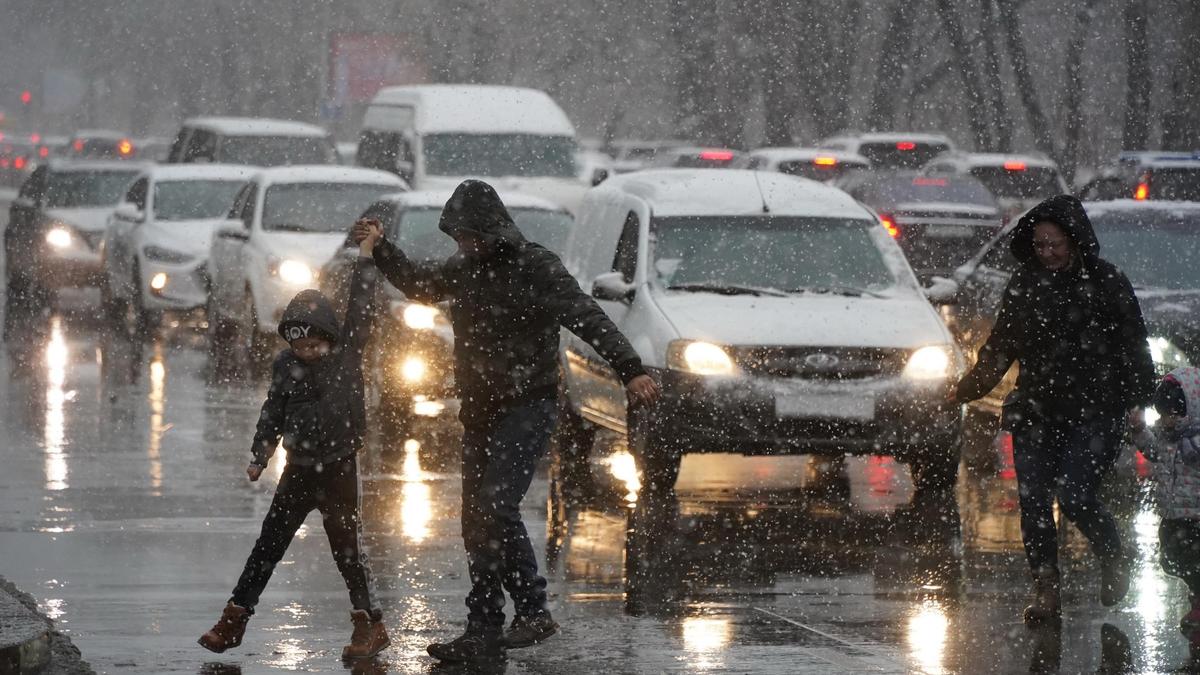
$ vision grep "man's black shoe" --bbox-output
[504,613,559,648]
[427,627,506,663]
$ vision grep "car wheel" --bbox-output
[206,294,239,381]
[243,289,272,373]
[130,266,160,340]
[624,406,682,606]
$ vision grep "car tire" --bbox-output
[624,406,682,606]
[243,289,273,374]
[129,265,160,340]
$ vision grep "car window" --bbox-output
[217,135,335,166]
[167,129,189,162]
[1147,168,1200,201]
[970,166,1064,200]
[184,130,216,162]
[393,206,575,260]
[261,182,396,233]
[651,216,897,292]
[125,178,149,210]
[1090,208,1200,289]
[979,230,1019,274]
[153,180,246,221]
[857,142,950,169]
[777,160,862,182]
[612,213,640,282]
[357,130,402,172]
[860,174,996,207]
[423,133,576,178]
[239,184,258,225]
[43,169,140,208]
[18,166,48,201]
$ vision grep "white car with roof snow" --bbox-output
[166,117,337,166]
[100,164,258,329]
[556,169,965,515]
[206,165,406,361]
[819,132,956,170]
[356,84,586,211]
[922,152,1069,222]
[740,147,871,182]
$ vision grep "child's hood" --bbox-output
[1167,366,1200,426]
[278,289,340,344]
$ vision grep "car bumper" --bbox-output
[35,248,102,288]
[654,369,962,458]
[142,259,209,311]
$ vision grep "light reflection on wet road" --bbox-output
[1,308,1199,673]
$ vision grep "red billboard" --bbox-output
[328,33,427,105]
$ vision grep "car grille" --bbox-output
[731,346,908,380]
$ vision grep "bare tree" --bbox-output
[1122,0,1151,150]
[980,0,1012,152]
[997,0,1056,157]
[934,0,993,150]
[1061,0,1101,185]
[867,0,914,132]
[1161,1,1200,150]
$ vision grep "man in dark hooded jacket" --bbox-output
[952,194,1156,624]
[355,180,659,663]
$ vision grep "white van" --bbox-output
[557,169,964,509]
[356,84,589,211]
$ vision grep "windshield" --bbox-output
[859,174,997,208]
[44,170,139,207]
[970,166,1063,199]
[262,183,397,233]
[777,160,866,182]
[652,216,897,294]
[1091,209,1200,290]
[153,180,245,221]
[1148,168,1200,201]
[422,133,577,178]
[392,207,574,260]
[857,142,949,169]
[217,135,335,166]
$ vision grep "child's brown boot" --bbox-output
[198,602,250,653]
[342,609,390,660]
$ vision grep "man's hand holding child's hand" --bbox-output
[352,218,383,256]
[247,463,264,482]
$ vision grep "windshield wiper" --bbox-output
[668,282,788,297]
[789,285,887,298]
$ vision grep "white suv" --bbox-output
[206,166,406,363]
[557,170,963,519]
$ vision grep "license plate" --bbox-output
[925,225,975,238]
[776,393,875,420]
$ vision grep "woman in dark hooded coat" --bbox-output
[951,194,1156,623]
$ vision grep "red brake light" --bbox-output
[699,150,734,161]
[1134,181,1149,200]
[38,146,49,158]
[813,156,838,167]
[29,133,40,144]
[912,177,947,186]
[0,159,8,169]
[13,156,25,170]
[896,141,916,151]
[1003,160,1027,171]
[73,139,84,152]
[880,214,900,238]
[118,139,134,156]
[19,90,32,105]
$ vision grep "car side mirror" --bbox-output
[394,159,414,185]
[216,218,249,242]
[924,276,959,305]
[592,271,635,303]
[591,168,610,187]
[113,202,144,223]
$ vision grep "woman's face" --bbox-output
[1032,221,1073,271]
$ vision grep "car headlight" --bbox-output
[45,226,72,249]
[400,355,427,383]
[142,245,193,264]
[274,259,314,286]
[1148,336,1191,374]
[904,345,953,380]
[667,340,736,375]
[403,304,442,330]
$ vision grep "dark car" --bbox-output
[819,132,956,170]
[941,199,1200,458]
[67,130,139,160]
[1079,152,1200,202]
[318,190,575,464]
[0,139,35,187]
[4,160,145,335]
[836,171,1001,279]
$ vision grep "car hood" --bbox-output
[1138,289,1200,345]
[892,202,999,217]
[653,291,950,349]
[258,231,348,269]
[141,219,227,256]
[45,206,118,232]
[423,175,586,214]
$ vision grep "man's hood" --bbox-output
[438,180,527,253]
[1010,194,1099,267]
[278,289,340,344]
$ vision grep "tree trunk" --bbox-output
[1061,0,1100,186]
[934,0,993,150]
[980,0,1012,152]
[998,0,1056,158]
[1161,2,1200,150]
[1122,0,1151,151]
[760,0,798,146]
[867,0,914,132]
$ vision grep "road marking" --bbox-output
[754,606,912,673]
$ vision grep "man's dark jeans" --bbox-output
[461,399,557,629]
[230,456,381,619]
[1012,414,1124,573]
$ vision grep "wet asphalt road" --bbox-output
[2,207,1200,673]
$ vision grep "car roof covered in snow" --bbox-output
[69,129,127,140]
[849,131,954,145]
[599,169,873,219]
[252,165,407,188]
[931,152,1059,169]
[46,159,150,173]
[373,189,567,213]
[1083,199,1200,217]
[140,164,259,182]
[748,147,871,165]
[367,85,575,136]
[182,117,331,138]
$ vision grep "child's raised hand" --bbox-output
[355,218,383,255]
[247,463,264,482]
